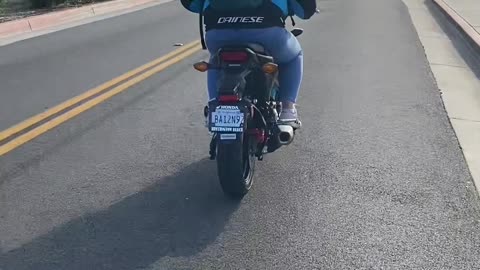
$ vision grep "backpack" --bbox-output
[209,0,265,11]
[295,0,317,19]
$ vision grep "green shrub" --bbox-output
[0,0,7,15]
[29,0,70,9]
[29,0,55,8]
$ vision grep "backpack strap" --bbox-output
[199,0,207,50]
[199,13,207,49]
[286,0,296,26]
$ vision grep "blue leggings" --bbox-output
[205,27,303,103]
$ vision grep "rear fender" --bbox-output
[217,69,251,96]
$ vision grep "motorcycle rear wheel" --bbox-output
[216,133,256,199]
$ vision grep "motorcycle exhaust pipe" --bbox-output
[277,125,294,145]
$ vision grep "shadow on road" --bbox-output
[0,159,239,270]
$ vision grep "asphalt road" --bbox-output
[1,0,480,269]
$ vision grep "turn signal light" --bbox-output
[262,63,278,74]
[193,61,209,72]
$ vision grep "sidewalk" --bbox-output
[415,0,480,193]
[433,0,480,49]
[445,0,480,34]
[0,0,169,41]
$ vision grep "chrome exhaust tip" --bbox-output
[277,125,294,145]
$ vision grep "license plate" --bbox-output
[209,105,244,133]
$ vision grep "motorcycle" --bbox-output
[193,28,304,198]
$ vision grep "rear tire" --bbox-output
[216,133,255,199]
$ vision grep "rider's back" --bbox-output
[181,0,317,30]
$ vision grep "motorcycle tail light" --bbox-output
[218,95,240,102]
[220,52,249,62]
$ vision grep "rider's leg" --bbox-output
[277,51,303,123]
[207,59,218,101]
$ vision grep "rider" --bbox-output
[180,0,316,123]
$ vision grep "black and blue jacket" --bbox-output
[181,0,316,31]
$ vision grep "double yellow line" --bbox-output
[0,40,202,156]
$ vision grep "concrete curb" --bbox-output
[0,0,161,39]
[432,0,480,53]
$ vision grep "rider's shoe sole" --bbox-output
[278,120,302,130]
